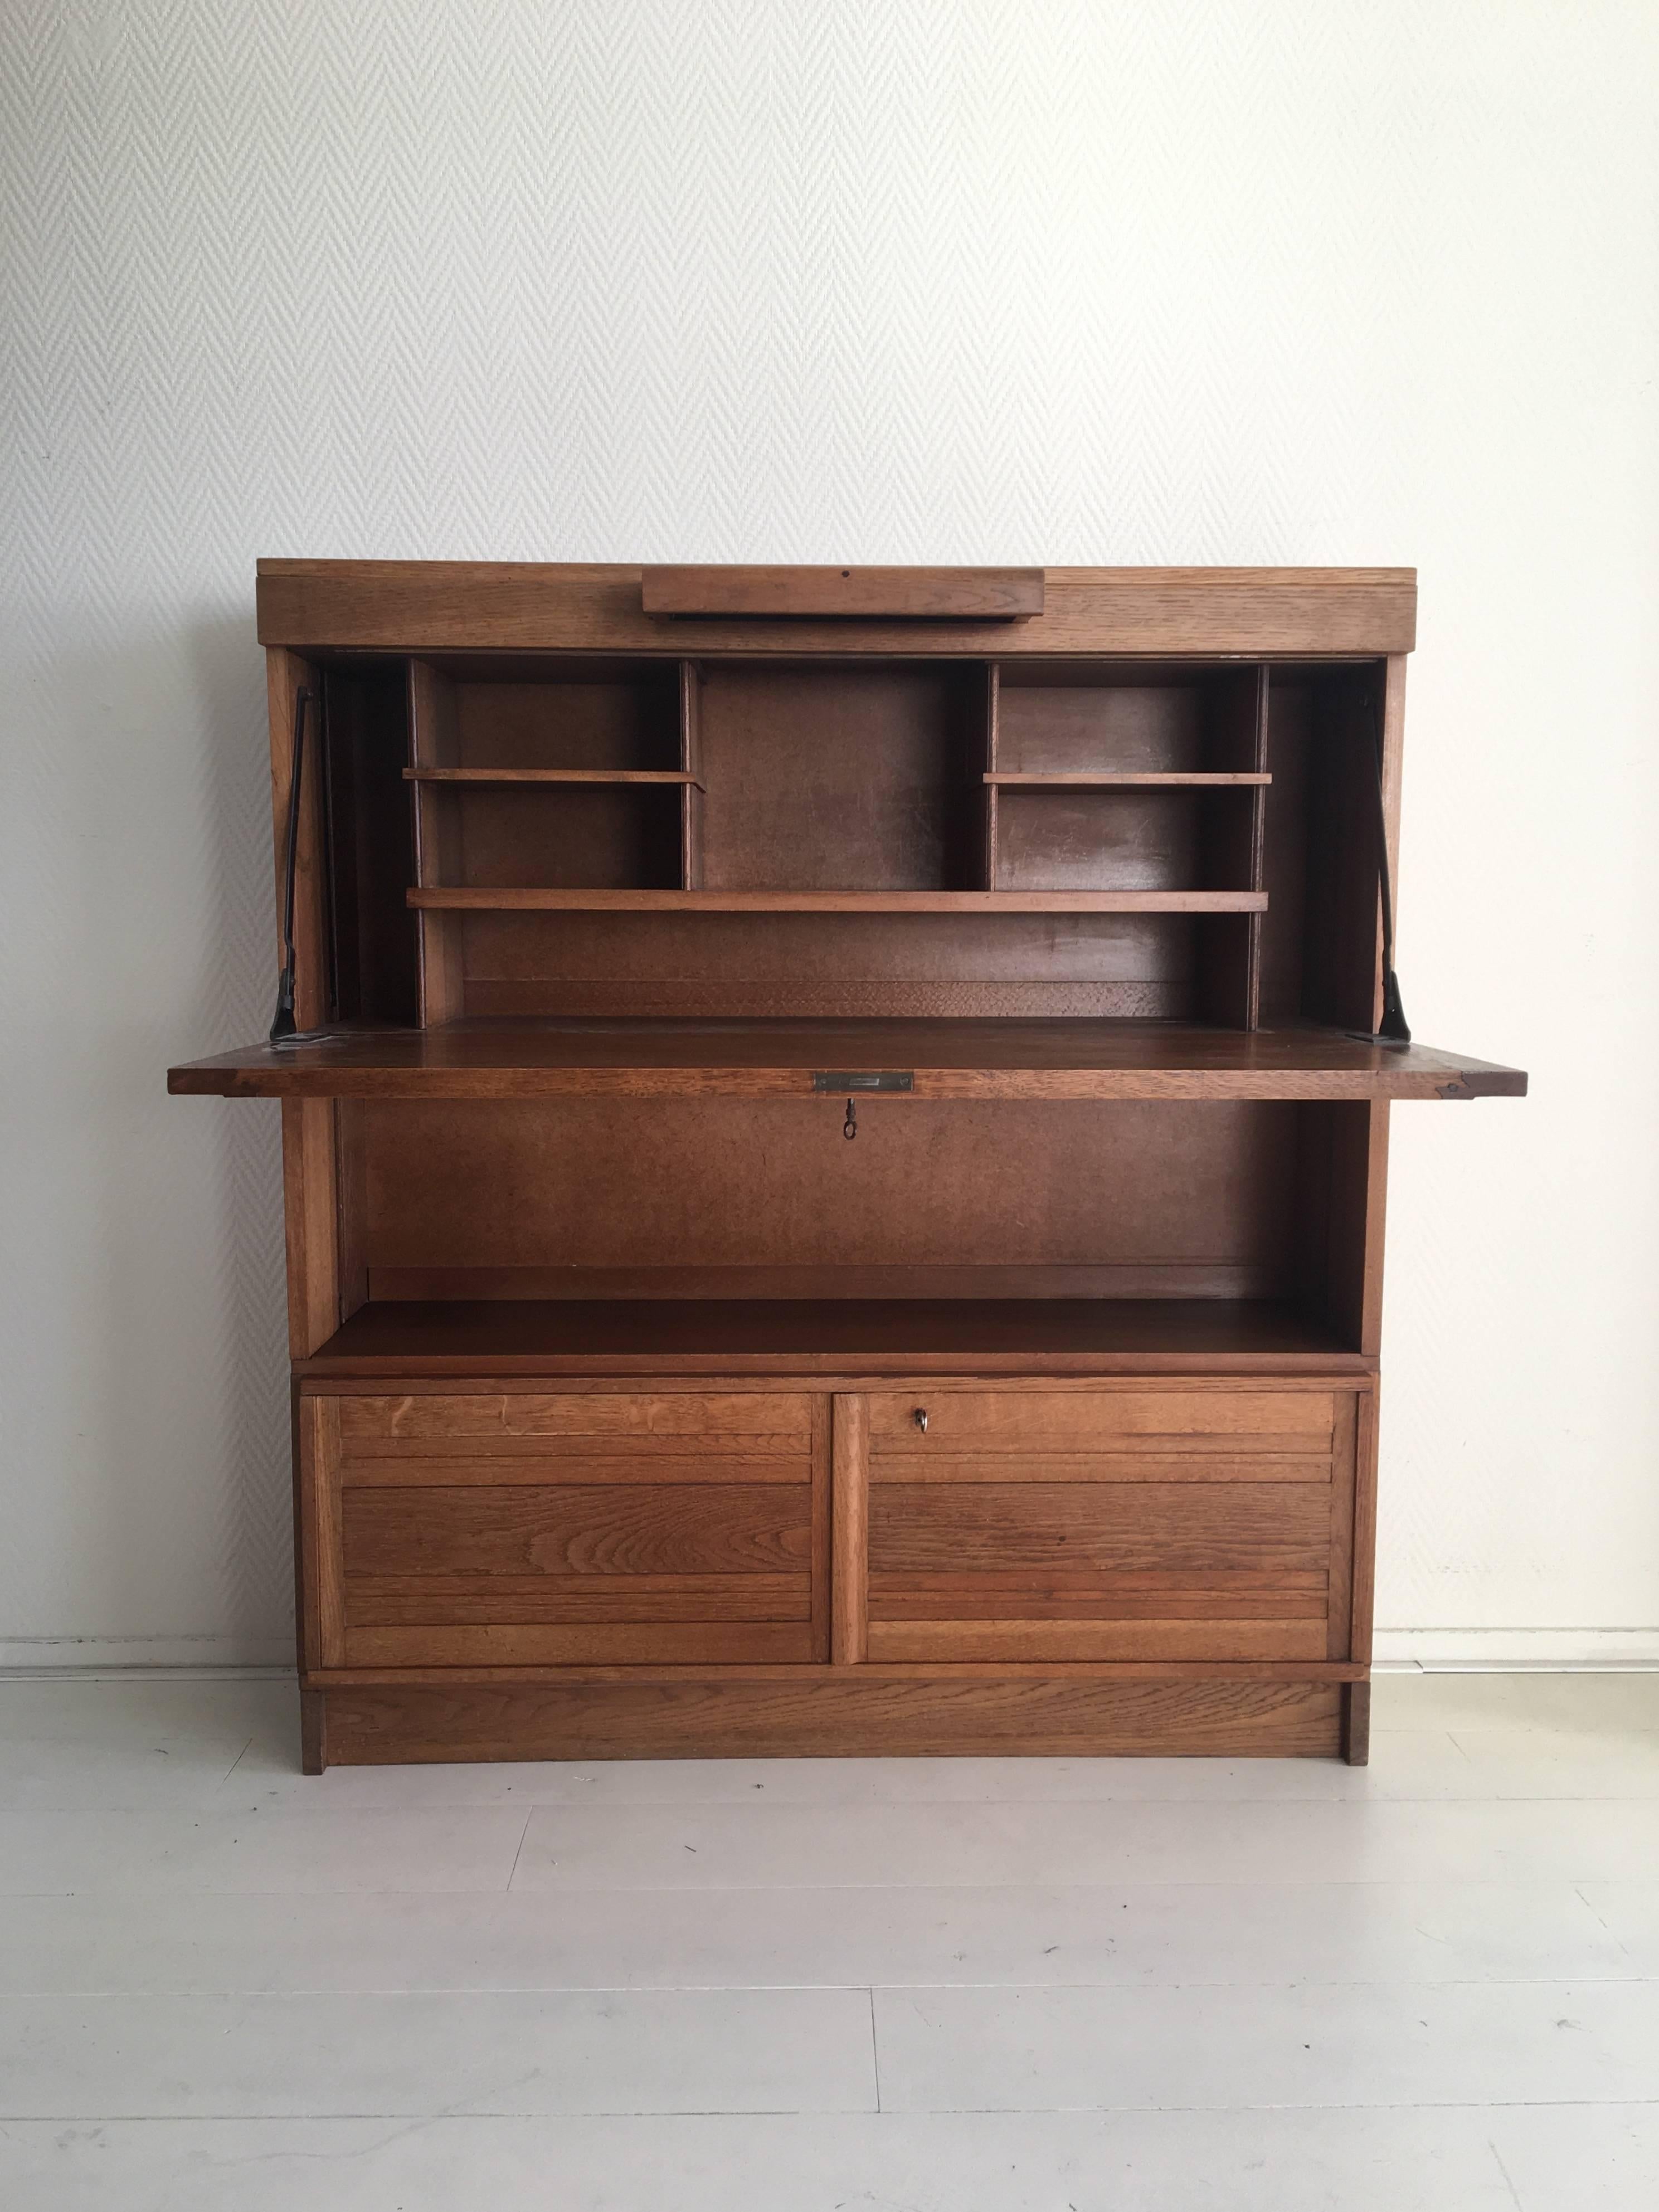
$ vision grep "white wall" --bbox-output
[3,0,1656,1669]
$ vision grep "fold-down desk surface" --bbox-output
[168,1018,1528,1102]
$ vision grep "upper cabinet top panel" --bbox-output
[255,563,1417,659]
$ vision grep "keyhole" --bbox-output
[844,1099,857,1141]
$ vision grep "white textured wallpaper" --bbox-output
[3,1,1656,1665]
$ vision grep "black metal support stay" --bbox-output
[268,686,344,1050]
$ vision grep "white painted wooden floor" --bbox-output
[1,1673,1657,2208]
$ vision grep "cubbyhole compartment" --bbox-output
[424,783,684,894]
[306,1092,1385,1370]
[990,661,1266,893]
[695,660,987,891]
[993,661,1261,775]
[302,649,1399,1034]
[403,655,690,1015]
[317,659,420,1026]
[412,655,684,774]
[407,654,689,891]
[353,1095,1313,1309]
[985,662,1269,1029]
[1260,663,1391,1034]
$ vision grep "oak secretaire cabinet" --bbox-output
[169,563,1525,1770]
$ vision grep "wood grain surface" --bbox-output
[256,561,1415,656]
[313,1675,1345,1762]
[170,1016,1527,1099]
[297,1299,1370,1377]
[641,564,1046,620]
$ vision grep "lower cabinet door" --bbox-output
[859,1385,1359,1664]
[300,1388,826,1667]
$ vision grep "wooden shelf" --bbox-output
[299,1297,1367,1377]
[405,768,700,786]
[168,1017,1529,1102]
[406,888,1269,914]
[985,772,1271,788]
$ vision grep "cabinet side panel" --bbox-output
[334,1099,369,1324]
[1329,1102,1389,1356]
[1326,1392,1359,1659]
[1379,654,1407,1031]
[1350,1386,1379,1666]
[282,1098,343,1357]
[410,661,465,1023]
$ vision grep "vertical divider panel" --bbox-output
[1198,665,1267,1029]
[408,660,465,1022]
[299,1395,347,1670]
[831,1392,869,1664]
[1244,662,1270,1027]
[983,662,1000,890]
[810,1396,832,1660]
[680,659,704,889]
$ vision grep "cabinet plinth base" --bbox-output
[304,1676,1344,1768]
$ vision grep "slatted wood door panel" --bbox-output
[859,1386,1358,1663]
[303,1390,827,1667]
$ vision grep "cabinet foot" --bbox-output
[1341,1679,1371,1765]
[300,1688,328,1774]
